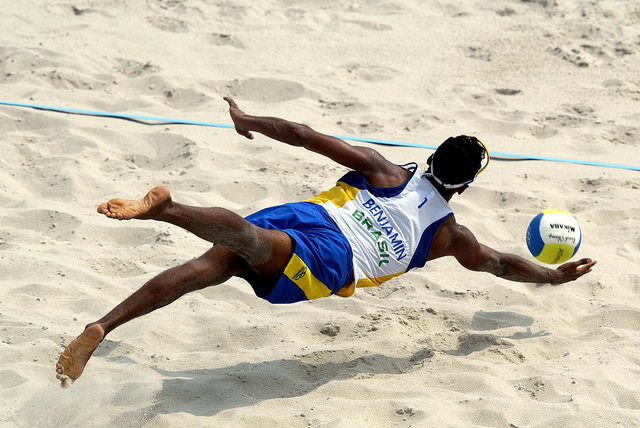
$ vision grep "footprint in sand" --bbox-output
[0,369,27,389]
[576,308,640,333]
[495,88,522,96]
[212,180,268,206]
[115,59,159,78]
[464,46,492,62]
[341,63,397,82]
[225,78,311,103]
[147,16,189,33]
[448,332,513,356]
[514,376,572,403]
[547,44,599,68]
[344,20,392,31]
[203,33,245,49]
[472,311,534,331]
[8,209,81,242]
[601,125,638,145]
[85,257,147,278]
[124,134,199,171]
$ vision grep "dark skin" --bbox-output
[225,96,596,284]
[55,97,596,388]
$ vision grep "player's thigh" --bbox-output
[250,227,294,277]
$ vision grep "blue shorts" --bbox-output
[242,202,353,304]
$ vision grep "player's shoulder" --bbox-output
[362,155,413,187]
[429,215,480,260]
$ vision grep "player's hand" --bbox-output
[224,97,254,140]
[551,258,597,284]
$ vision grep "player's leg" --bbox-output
[56,187,295,387]
[56,244,250,387]
[97,186,293,276]
[95,244,248,335]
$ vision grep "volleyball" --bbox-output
[526,209,582,264]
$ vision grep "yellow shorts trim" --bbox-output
[284,253,333,300]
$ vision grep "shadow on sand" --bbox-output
[109,347,434,421]
[446,310,550,356]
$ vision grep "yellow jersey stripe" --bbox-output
[284,254,333,300]
[356,271,405,288]
[334,271,405,298]
[335,282,355,297]
[306,181,359,208]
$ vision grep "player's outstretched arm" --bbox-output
[431,219,596,285]
[472,249,596,285]
[223,97,408,187]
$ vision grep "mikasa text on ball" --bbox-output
[526,209,582,264]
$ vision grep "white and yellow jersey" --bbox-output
[307,163,453,297]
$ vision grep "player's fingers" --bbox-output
[223,96,237,108]
[567,258,594,270]
[581,260,597,272]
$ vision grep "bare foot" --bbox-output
[97,186,172,220]
[56,324,105,388]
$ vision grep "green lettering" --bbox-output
[362,217,374,231]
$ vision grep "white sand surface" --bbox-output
[1,1,639,427]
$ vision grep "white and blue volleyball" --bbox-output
[526,209,582,264]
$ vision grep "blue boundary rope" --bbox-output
[1,100,638,171]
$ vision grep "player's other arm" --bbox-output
[430,219,596,285]
[223,97,407,187]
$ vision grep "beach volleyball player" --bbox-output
[55,97,596,387]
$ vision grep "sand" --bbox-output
[1,0,639,427]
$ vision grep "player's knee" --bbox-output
[187,257,213,276]
[221,226,270,264]
[190,246,248,286]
